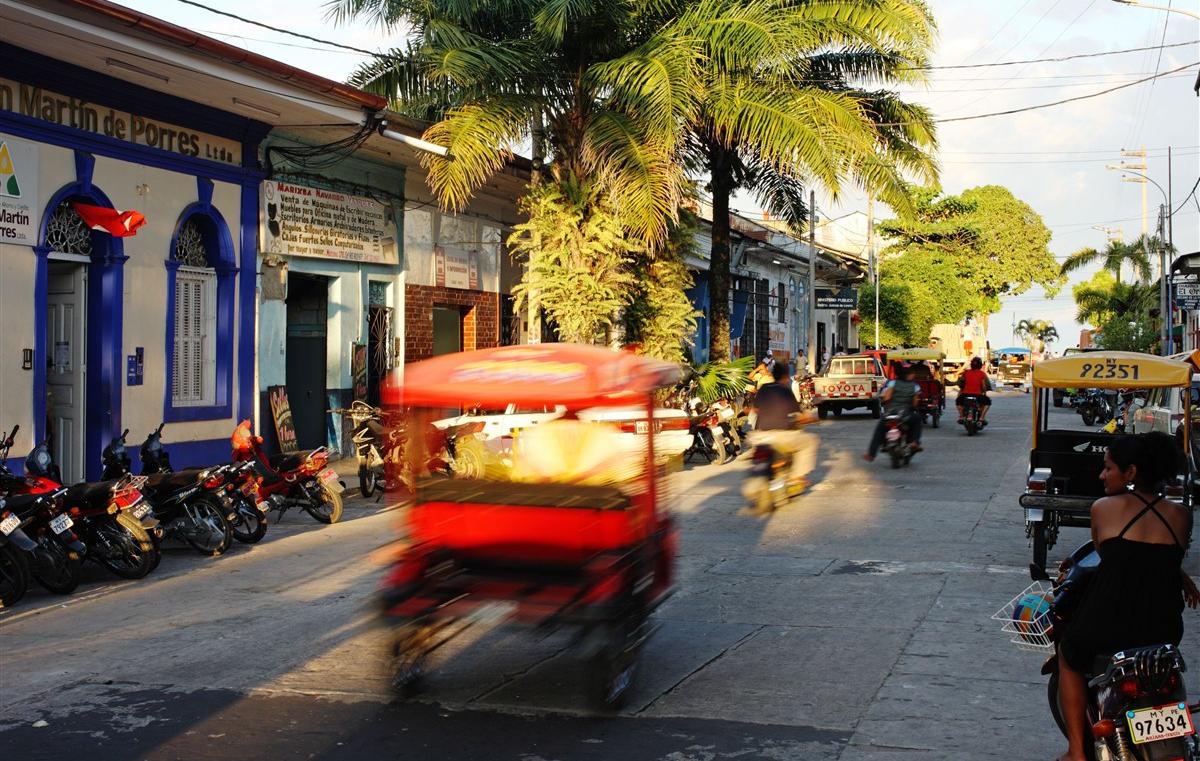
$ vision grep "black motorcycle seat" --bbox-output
[269,452,305,471]
[2,491,46,516]
[145,470,203,491]
[63,480,118,508]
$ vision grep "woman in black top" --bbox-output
[1055,432,1198,761]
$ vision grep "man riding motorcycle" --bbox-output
[956,356,993,426]
[863,362,923,462]
[748,363,816,499]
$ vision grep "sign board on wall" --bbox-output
[435,245,479,290]
[0,134,38,245]
[0,78,241,164]
[769,324,787,351]
[1173,271,1200,311]
[262,180,397,265]
[267,385,299,453]
[815,287,858,310]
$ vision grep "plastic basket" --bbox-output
[991,581,1055,653]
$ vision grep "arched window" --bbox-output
[45,202,93,256]
[171,217,218,406]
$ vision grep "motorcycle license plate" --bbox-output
[1127,703,1194,744]
[318,468,342,492]
[131,502,151,519]
[885,429,901,442]
[635,420,650,434]
[49,513,73,534]
[240,480,257,496]
[0,514,19,536]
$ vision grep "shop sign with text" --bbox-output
[0,77,241,164]
[0,133,38,245]
[262,180,396,265]
[435,246,479,290]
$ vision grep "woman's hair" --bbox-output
[971,357,984,370]
[1106,432,1182,491]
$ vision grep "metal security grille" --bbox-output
[45,203,92,256]
[736,277,771,360]
[173,267,216,405]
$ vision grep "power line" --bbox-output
[1173,176,1200,215]
[1129,0,1174,147]
[199,29,373,56]
[171,0,387,58]
[904,39,1196,71]
[924,61,1198,125]
[899,71,1192,94]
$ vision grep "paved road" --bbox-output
[2,392,1196,760]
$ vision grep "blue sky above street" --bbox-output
[121,0,1200,350]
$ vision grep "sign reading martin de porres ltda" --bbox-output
[0,134,38,245]
[262,180,397,266]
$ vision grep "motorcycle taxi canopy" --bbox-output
[1167,350,1200,374]
[1031,351,1191,390]
[384,343,685,409]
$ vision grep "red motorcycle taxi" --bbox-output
[378,344,682,710]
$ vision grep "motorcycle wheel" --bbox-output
[1081,410,1095,427]
[0,543,30,607]
[890,451,902,469]
[182,496,233,556]
[231,498,268,544]
[930,411,940,429]
[359,464,378,499]
[967,422,977,436]
[1031,523,1049,572]
[303,482,344,525]
[587,625,640,711]
[31,535,82,595]
[709,429,727,465]
[97,513,156,579]
[452,437,487,480]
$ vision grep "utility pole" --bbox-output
[1158,203,1169,353]
[808,190,817,373]
[868,194,879,350]
[1107,148,1147,280]
[1091,225,1124,243]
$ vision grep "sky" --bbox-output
[121,0,1200,351]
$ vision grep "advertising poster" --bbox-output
[0,134,38,245]
[262,180,396,265]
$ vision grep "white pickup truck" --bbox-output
[812,353,886,419]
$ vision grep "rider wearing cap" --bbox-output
[956,356,993,426]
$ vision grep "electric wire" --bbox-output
[1129,0,1174,147]
[1173,176,1200,216]
[171,0,387,58]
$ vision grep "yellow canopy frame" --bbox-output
[1032,351,1191,390]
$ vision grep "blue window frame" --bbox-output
[163,178,237,422]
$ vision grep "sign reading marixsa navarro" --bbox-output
[262,180,397,266]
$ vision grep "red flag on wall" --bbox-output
[70,202,146,237]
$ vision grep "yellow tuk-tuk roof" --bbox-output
[888,348,946,361]
[1032,351,1191,389]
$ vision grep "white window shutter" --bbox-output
[173,266,217,406]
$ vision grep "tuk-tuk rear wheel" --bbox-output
[1031,523,1048,572]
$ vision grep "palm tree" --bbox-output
[1015,318,1059,354]
[1073,280,1157,329]
[682,0,939,362]
[1060,235,1168,285]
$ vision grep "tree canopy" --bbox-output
[877,185,1062,318]
[857,249,972,346]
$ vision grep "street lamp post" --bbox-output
[1111,0,1200,20]
[1111,165,1172,353]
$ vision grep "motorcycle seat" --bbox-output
[145,470,203,491]
[269,452,305,471]
[63,480,119,508]
[2,491,48,517]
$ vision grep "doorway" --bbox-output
[432,306,462,356]
[46,260,87,484]
[286,274,329,449]
[366,282,393,406]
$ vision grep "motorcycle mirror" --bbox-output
[1028,563,1051,582]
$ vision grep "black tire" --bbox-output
[0,543,29,607]
[359,465,378,499]
[182,497,233,556]
[1081,410,1095,427]
[832,406,843,418]
[967,422,977,436]
[588,632,639,711]
[1032,522,1048,572]
[817,404,829,420]
[96,513,156,579]
[231,498,268,544]
[709,429,727,466]
[931,411,940,429]
[31,535,82,595]
[1046,667,1066,737]
[871,402,881,419]
[303,481,344,525]
[1052,390,1065,408]
[890,452,902,469]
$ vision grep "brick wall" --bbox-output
[405,284,500,362]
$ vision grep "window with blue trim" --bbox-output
[172,218,217,406]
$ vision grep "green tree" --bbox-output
[622,210,701,362]
[1095,315,1156,353]
[1014,318,1058,353]
[508,179,636,344]
[1072,269,1157,328]
[1060,235,1164,285]
[878,185,1062,328]
[857,249,971,346]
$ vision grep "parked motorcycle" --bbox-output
[0,497,36,606]
[338,401,403,499]
[1022,543,1199,760]
[881,413,918,468]
[0,489,87,595]
[709,399,743,458]
[231,421,344,524]
[682,398,726,465]
[961,396,984,436]
[1076,389,1113,428]
[2,426,158,580]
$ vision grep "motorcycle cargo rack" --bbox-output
[991,581,1055,653]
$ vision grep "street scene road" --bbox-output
[3,391,1195,760]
